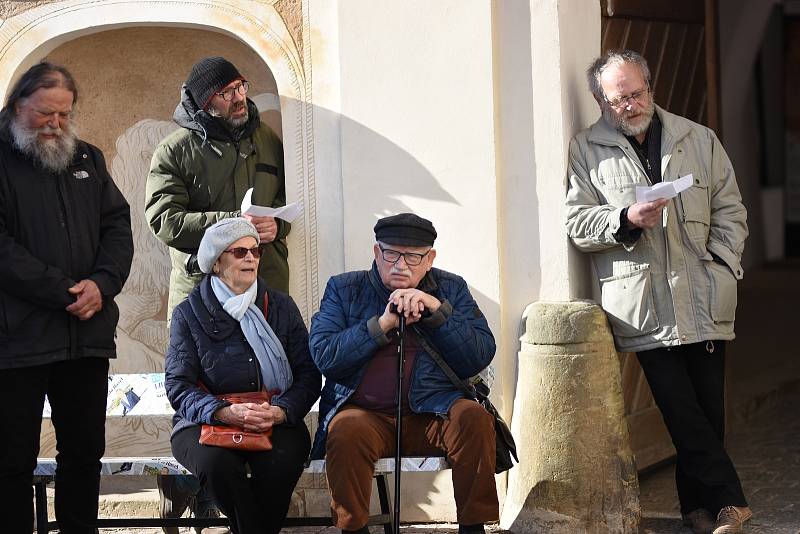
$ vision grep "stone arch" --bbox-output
[0,0,320,321]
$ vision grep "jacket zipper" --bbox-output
[55,171,78,358]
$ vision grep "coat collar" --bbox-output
[189,275,267,341]
[586,105,692,149]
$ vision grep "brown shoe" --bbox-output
[713,506,752,533]
[682,508,715,534]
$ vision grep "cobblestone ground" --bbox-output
[98,523,508,533]
[639,387,800,534]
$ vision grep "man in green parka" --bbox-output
[145,56,290,533]
[146,56,289,320]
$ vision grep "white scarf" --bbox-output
[211,277,293,396]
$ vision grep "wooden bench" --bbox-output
[34,374,449,533]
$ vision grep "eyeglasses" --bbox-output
[215,81,250,102]
[378,245,431,266]
[604,85,650,109]
[223,245,263,259]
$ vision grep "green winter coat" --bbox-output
[145,91,289,318]
[565,106,748,353]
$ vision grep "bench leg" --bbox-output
[375,474,393,534]
[34,478,50,534]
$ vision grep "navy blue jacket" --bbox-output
[308,264,495,459]
[165,275,321,436]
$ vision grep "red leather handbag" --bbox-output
[199,390,274,451]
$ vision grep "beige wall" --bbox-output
[46,27,281,373]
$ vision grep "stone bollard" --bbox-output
[501,300,639,533]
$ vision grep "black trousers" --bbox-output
[172,421,311,534]
[637,342,747,515]
[0,357,109,534]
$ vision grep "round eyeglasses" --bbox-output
[216,81,250,102]
[378,245,431,266]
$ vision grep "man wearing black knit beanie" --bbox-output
[145,56,290,533]
[146,56,290,318]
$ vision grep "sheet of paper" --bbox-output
[241,188,302,222]
[635,174,694,203]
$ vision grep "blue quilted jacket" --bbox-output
[165,275,321,437]
[308,263,495,459]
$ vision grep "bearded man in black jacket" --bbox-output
[0,62,133,533]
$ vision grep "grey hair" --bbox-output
[587,50,651,102]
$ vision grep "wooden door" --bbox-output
[600,0,721,470]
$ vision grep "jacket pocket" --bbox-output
[706,261,737,323]
[677,177,710,247]
[600,265,660,337]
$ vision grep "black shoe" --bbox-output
[157,475,194,534]
[342,527,370,534]
[458,524,486,534]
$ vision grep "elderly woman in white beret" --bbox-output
[165,217,321,534]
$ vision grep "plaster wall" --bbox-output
[334,0,499,520]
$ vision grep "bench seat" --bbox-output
[35,374,450,533]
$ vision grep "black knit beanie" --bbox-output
[185,57,243,110]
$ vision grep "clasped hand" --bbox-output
[378,288,441,332]
[215,402,285,432]
[66,279,102,320]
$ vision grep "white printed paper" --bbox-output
[635,174,694,203]
[241,188,302,222]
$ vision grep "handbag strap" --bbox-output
[413,329,479,400]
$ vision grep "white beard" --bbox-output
[602,98,655,138]
[10,119,77,173]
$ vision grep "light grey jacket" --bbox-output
[565,106,748,353]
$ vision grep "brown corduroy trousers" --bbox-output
[324,399,499,530]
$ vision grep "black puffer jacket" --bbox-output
[165,275,321,436]
[0,135,133,369]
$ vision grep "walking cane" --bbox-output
[393,307,406,534]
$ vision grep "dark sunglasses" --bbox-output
[223,245,264,259]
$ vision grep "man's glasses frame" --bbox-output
[216,80,250,102]
[604,83,651,109]
[223,245,264,259]
[378,244,431,266]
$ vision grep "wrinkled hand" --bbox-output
[66,279,103,320]
[378,288,441,332]
[214,402,285,432]
[243,214,278,243]
[627,199,670,229]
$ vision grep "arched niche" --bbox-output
[0,1,320,372]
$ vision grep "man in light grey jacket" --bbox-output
[565,50,750,534]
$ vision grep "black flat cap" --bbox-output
[374,213,437,247]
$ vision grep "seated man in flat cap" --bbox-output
[309,213,498,534]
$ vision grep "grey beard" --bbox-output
[207,103,249,129]
[10,119,77,173]
[602,99,655,137]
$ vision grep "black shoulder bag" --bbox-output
[414,331,519,474]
